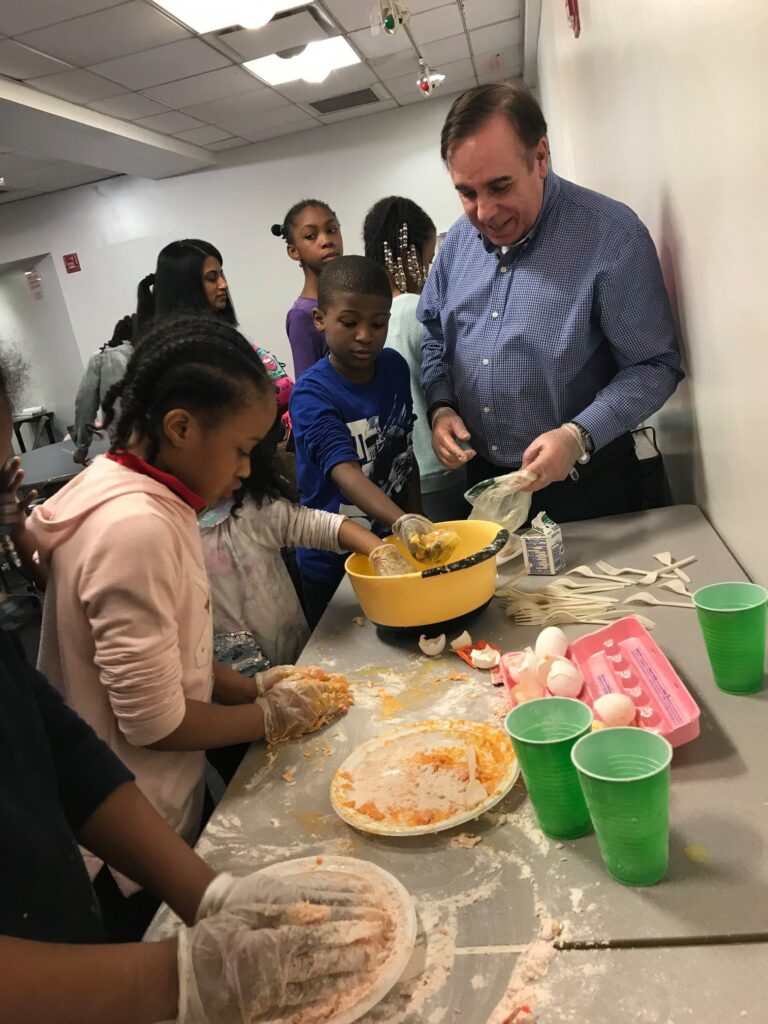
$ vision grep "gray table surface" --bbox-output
[18,436,109,491]
[147,504,768,1019]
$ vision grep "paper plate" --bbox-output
[330,718,519,837]
[255,856,417,1024]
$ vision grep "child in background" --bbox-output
[200,442,385,669]
[272,199,343,379]
[363,196,468,521]
[290,255,426,626]
[21,316,345,939]
[72,314,134,466]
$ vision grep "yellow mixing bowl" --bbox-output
[345,520,508,630]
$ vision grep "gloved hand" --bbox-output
[196,871,376,921]
[255,676,351,743]
[369,543,415,576]
[252,664,296,696]
[177,901,387,1023]
[0,457,37,535]
[392,514,460,565]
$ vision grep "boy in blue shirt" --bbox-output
[290,255,421,625]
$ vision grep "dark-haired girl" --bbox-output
[136,238,237,328]
[272,200,343,379]
[22,316,346,937]
[363,195,467,520]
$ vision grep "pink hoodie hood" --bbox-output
[29,454,194,569]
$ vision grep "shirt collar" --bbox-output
[106,450,206,511]
[480,170,562,255]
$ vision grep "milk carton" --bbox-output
[522,511,566,575]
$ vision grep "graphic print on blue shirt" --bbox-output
[290,348,414,582]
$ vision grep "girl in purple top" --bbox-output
[271,199,344,379]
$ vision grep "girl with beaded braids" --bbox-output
[363,196,467,520]
[21,316,353,939]
[271,198,343,379]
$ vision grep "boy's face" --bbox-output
[313,292,391,382]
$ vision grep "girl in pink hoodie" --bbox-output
[24,315,338,939]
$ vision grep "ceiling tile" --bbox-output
[0,38,71,79]
[462,0,521,31]
[87,91,170,119]
[0,189,43,205]
[10,161,114,190]
[410,5,464,44]
[15,2,189,67]
[423,33,472,65]
[134,110,204,133]
[324,0,454,33]
[221,11,329,62]
[28,67,125,102]
[474,45,522,80]
[469,19,523,57]
[205,136,250,151]
[218,103,315,138]
[383,57,475,99]
[235,119,318,144]
[0,0,125,36]
[90,38,230,90]
[348,24,411,61]
[273,62,375,104]
[141,65,256,108]
[173,125,231,145]
[180,87,286,124]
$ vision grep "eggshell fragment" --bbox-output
[450,630,472,651]
[546,658,584,698]
[470,647,501,669]
[593,692,636,727]
[419,633,446,657]
[535,626,569,660]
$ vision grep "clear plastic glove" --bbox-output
[253,664,296,696]
[177,901,387,1023]
[255,677,350,743]
[369,543,415,576]
[0,457,37,535]
[392,514,459,565]
[196,871,377,921]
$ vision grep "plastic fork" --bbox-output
[595,559,652,578]
[636,556,696,586]
[566,565,637,585]
[623,591,695,609]
[654,550,692,584]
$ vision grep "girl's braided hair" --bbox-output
[101,315,272,465]
[271,199,338,246]
[363,195,435,270]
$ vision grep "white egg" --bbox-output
[535,626,569,660]
[593,692,636,727]
[546,658,584,698]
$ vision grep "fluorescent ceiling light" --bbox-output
[244,37,359,86]
[154,1,304,34]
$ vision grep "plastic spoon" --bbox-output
[566,565,637,585]
[636,556,696,586]
[623,591,695,609]
[659,579,695,599]
[654,551,692,584]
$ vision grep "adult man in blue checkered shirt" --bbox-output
[418,82,682,522]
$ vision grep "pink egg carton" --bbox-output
[494,616,700,748]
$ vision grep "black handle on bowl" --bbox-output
[420,528,509,579]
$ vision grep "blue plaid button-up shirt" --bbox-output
[418,172,682,465]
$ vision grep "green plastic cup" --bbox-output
[504,697,593,839]
[693,582,767,694]
[571,727,672,886]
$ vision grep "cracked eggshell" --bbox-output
[593,692,636,727]
[535,626,569,660]
[546,658,584,698]
[450,630,472,651]
[470,646,501,669]
[419,633,446,657]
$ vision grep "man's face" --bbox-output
[447,114,549,247]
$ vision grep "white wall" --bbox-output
[536,0,768,582]
[0,254,83,439]
[0,98,464,373]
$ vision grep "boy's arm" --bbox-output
[403,458,422,515]
[0,935,178,1024]
[330,461,406,529]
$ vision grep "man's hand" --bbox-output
[520,427,582,492]
[431,409,476,469]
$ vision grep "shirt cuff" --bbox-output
[424,380,457,414]
[426,399,457,429]
[573,401,629,453]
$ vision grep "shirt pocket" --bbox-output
[190,574,213,670]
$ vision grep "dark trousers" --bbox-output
[302,569,345,630]
[92,866,161,942]
[465,433,643,523]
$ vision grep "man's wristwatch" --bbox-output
[565,422,595,464]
